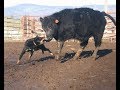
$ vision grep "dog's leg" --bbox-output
[17,47,26,64]
[28,51,34,61]
[39,45,54,56]
[45,48,54,56]
[42,50,44,54]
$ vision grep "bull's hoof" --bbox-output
[55,55,59,59]
[91,56,97,60]
[31,61,35,65]
[55,58,59,61]
[73,56,79,60]
[91,55,99,60]
[55,57,60,61]
[27,60,31,63]
[56,59,60,61]
[55,58,61,61]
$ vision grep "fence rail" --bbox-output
[4,14,116,42]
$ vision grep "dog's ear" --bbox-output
[36,35,39,37]
[54,19,59,24]
[31,30,35,33]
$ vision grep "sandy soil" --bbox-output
[4,41,116,90]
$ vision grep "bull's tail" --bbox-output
[102,11,116,26]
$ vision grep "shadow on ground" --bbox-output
[28,49,112,64]
[61,49,113,63]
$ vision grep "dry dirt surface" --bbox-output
[4,41,116,90]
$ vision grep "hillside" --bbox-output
[4,4,116,17]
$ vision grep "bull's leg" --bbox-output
[73,46,85,60]
[56,41,64,60]
[92,33,103,60]
[91,47,99,60]
[73,39,88,60]
[92,36,102,60]
[17,47,26,64]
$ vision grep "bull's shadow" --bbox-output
[61,49,113,63]
[27,49,112,64]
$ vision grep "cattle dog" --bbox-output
[17,35,54,64]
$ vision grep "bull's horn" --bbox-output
[55,19,59,24]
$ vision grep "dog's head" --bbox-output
[34,35,46,45]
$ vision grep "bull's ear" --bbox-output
[54,19,59,24]
[40,17,44,22]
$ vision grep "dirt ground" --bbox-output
[4,41,116,90]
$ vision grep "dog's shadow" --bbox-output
[23,56,55,65]
[39,56,55,61]
[61,49,113,63]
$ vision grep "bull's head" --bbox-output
[40,17,59,42]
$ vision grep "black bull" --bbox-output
[40,8,116,60]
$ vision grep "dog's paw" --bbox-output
[50,53,54,56]
[16,60,20,65]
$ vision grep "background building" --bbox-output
[4,16,46,41]
[21,16,46,40]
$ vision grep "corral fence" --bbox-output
[4,14,116,43]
